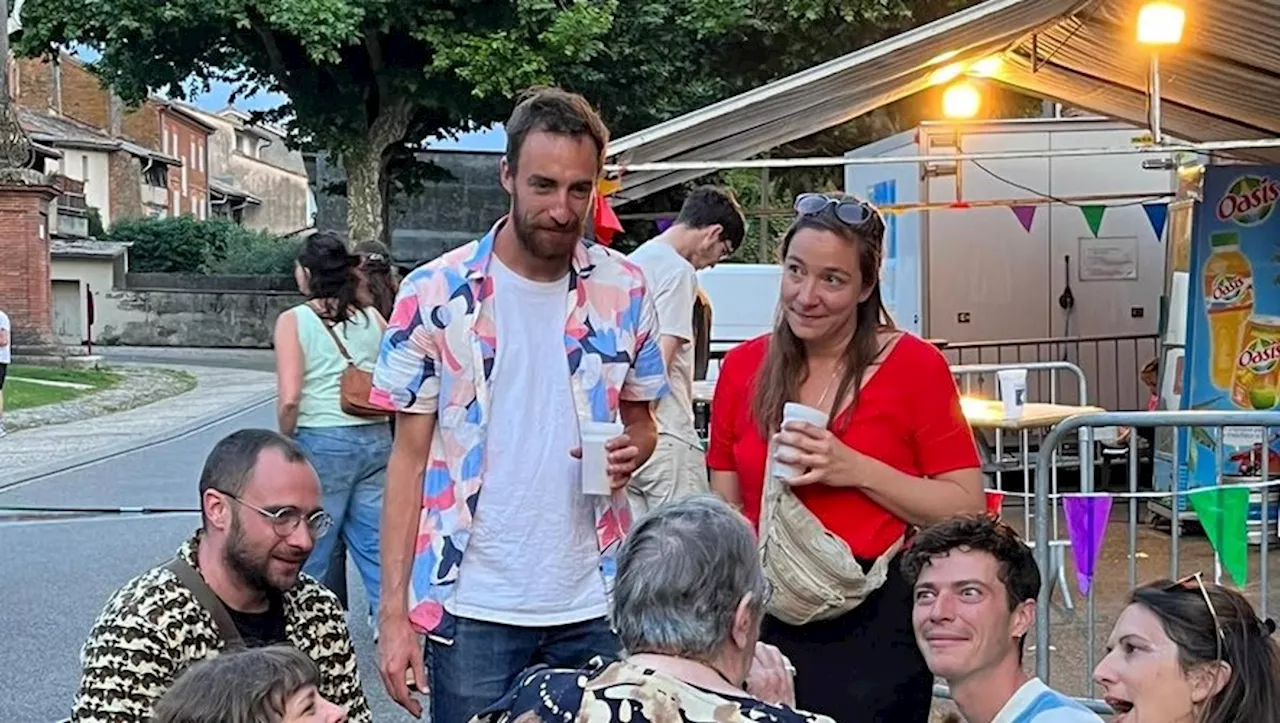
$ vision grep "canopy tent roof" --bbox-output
[607,0,1280,203]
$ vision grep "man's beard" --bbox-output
[223,511,300,594]
[512,193,582,262]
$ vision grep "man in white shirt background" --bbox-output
[0,308,10,437]
[626,186,745,516]
[903,515,1102,723]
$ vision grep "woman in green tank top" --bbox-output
[273,231,392,622]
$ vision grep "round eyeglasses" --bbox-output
[223,492,333,539]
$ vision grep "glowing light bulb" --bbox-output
[942,81,981,119]
[1138,2,1185,45]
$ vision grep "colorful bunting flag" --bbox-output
[1064,496,1112,597]
[592,194,624,247]
[1081,205,1107,237]
[1143,203,1169,241]
[1189,487,1250,587]
[655,217,675,234]
[1011,205,1037,233]
[985,489,1005,518]
[597,175,623,197]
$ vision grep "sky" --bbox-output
[189,82,508,151]
[71,46,508,152]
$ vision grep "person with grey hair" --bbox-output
[152,645,347,723]
[69,429,371,722]
[473,495,834,723]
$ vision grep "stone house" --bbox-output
[12,52,213,223]
[121,98,214,220]
[179,105,313,234]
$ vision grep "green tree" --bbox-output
[17,0,1037,250]
[16,0,620,243]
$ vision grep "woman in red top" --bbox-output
[707,192,984,721]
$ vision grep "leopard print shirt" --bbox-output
[69,532,372,722]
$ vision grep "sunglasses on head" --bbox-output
[794,193,877,227]
[1166,572,1225,661]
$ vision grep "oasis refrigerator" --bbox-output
[1152,164,1280,542]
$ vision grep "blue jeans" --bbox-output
[295,424,391,617]
[427,616,621,723]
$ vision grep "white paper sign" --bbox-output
[1079,236,1139,281]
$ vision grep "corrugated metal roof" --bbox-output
[609,0,1280,201]
[607,0,1093,202]
[999,0,1280,163]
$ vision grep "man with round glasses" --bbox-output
[70,429,371,722]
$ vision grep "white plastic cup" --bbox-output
[997,369,1028,419]
[774,402,830,480]
[581,420,624,495]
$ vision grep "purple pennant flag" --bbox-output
[1011,205,1037,233]
[1063,496,1112,597]
[655,217,675,233]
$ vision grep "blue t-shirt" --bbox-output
[994,678,1104,722]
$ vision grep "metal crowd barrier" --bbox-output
[952,362,1092,611]
[1033,410,1280,714]
[943,333,1159,412]
[952,361,1089,409]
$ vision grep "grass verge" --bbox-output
[5,365,123,411]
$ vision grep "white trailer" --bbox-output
[844,117,1177,344]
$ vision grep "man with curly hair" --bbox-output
[903,515,1101,723]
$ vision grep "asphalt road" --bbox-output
[0,402,420,722]
[3,347,1275,721]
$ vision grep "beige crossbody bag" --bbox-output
[757,338,905,626]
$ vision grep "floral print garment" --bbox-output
[474,658,837,723]
[371,220,668,642]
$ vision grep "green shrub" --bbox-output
[105,216,296,275]
[210,233,303,275]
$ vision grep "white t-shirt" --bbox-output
[993,678,1104,723]
[0,310,10,364]
[628,240,698,447]
[449,257,608,626]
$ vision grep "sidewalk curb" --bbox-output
[0,391,278,492]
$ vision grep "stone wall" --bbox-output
[310,149,508,265]
[120,101,162,153]
[107,151,144,222]
[57,56,112,131]
[91,284,300,348]
[14,57,57,114]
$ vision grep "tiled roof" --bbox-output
[18,108,115,149]
[17,107,182,165]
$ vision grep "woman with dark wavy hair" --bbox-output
[706,192,984,720]
[325,240,401,613]
[274,231,391,620]
[1095,574,1280,722]
[354,240,398,320]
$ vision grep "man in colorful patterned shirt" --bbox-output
[904,516,1102,723]
[372,87,667,723]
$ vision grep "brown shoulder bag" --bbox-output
[320,315,390,419]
